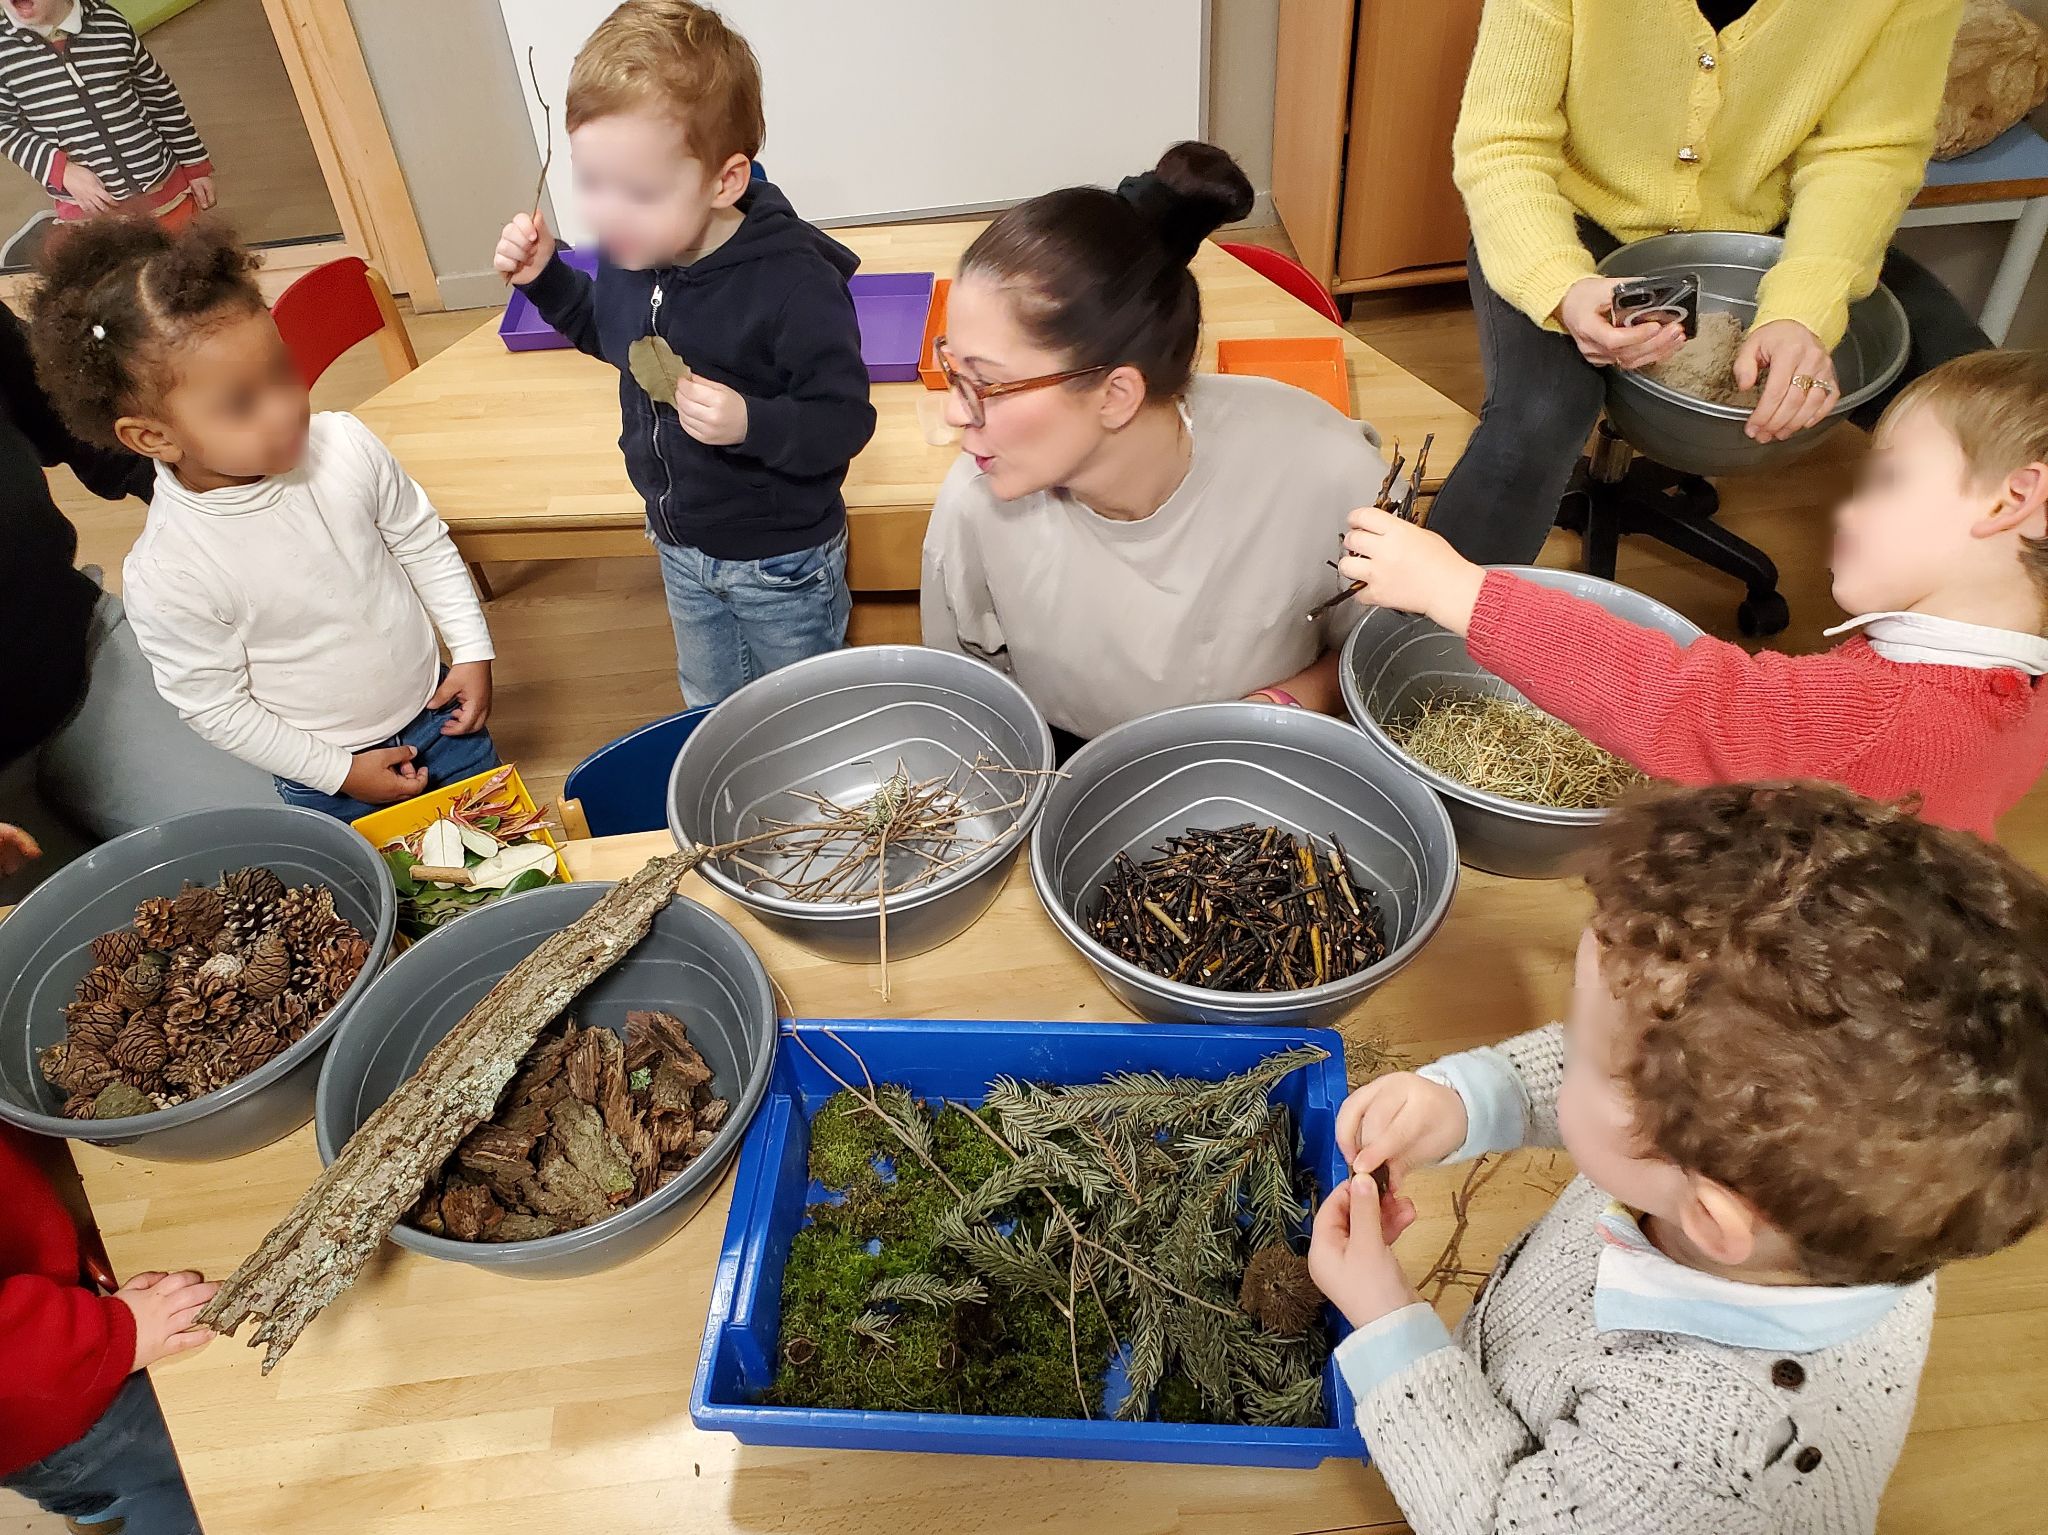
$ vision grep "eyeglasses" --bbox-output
[932,336,1112,429]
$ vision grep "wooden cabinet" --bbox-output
[1271,0,1484,298]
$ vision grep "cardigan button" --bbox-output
[1795,1446,1823,1473]
[1699,50,1717,70]
[1678,145,1701,165]
[1771,1359,1805,1390]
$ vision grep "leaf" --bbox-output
[382,849,420,897]
[628,334,692,406]
[501,868,554,897]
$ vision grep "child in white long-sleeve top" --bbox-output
[1311,781,2048,1535]
[27,219,496,820]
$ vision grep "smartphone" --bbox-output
[1610,272,1700,339]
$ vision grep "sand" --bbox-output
[1644,310,1761,408]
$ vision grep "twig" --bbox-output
[1306,444,1408,621]
[525,47,552,220]
[1418,1155,1509,1302]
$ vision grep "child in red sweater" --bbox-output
[2,1125,212,1533]
[1337,350,2048,839]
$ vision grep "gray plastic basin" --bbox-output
[1030,702,1457,1025]
[669,645,1054,963]
[1599,231,1908,477]
[0,806,396,1160]
[315,880,776,1278]
[1342,566,1703,878]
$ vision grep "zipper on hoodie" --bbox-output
[648,279,673,537]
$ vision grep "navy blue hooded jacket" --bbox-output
[519,178,876,561]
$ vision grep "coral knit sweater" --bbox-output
[0,1125,134,1477]
[1452,0,1964,346]
[1467,571,2048,840]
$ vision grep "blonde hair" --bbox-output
[566,0,764,170]
[1878,349,2048,622]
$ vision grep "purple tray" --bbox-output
[849,272,935,383]
[499,248,600,352]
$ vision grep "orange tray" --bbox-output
[918,277,952,391]
[1214,336,1350,414]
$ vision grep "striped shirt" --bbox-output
[0,0,209,201]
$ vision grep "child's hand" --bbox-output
[1308,1174,1421,1329]
[60,162,116,214]
[341,745,427,806]
[189,174,217,212]
[1335,1071,1469,1189]
[0,822,41,877]
[674,376,749,447]
[429,661,492,735]
[1338,509,1488,635]
[494,209,553,286]
[116,1270,219,1371]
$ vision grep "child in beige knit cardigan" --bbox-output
[1310,781,2048,1535]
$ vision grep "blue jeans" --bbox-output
[274,694,500,822]
[656,530,850,706]
[3,1373,201,1532]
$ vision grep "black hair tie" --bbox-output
[1116,171,1204,264]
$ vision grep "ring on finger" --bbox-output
[1790,375,1818,391]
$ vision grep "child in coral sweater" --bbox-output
[1337,350,2048,838]
[1,1125,213,1531]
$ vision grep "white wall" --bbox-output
[499,0,1208,243]
[1206,0,1280,222]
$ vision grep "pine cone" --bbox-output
[110,1014,170,1084]
[74,964,123,1004]
[90,929,145,970]
[162,971,241,1034]
[115,955,168,1011]
[207,925,246,958]
[41,1040,115,1096]
[226,1016,288,1073]
[251,991,315,1044]
[164,1040,235,1096]
[64,997,127,1054]
[198,951,246,986]
[275,886,345,955]
[222,865,286,908]
[172,883,226,942]
[241,930,290,1000]
[1238,1245,1324,1336]
[303,931,370,1004]
[132,896,181,950]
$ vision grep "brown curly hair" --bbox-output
[1584,781,2048,1286]
[27,215,266,448]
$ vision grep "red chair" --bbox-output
[271,256,491,597]
[1218,242,1345,326]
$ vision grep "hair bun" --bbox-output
[1116,141,1255,264]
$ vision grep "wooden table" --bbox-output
[64,832,1581,1535]
[351,223,1476,595]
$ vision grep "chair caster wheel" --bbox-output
[1738,591,1789,638]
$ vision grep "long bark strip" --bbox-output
[198,849,714,1371]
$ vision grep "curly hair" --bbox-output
[1584,781,2048,1286]
[27,215,266,448]
[567,0,764,168]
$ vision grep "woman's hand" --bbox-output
[1339,508,1487,636]
[0,822,41,877]
[1308,1174,1422,1329]
[1555,277,1687,371]
[1735,319,1837,443]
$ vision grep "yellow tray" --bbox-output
[350,765,571,884]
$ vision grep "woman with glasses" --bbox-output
[921,142,1389,757]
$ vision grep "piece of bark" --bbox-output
[564,1023,608,1105]
[649,1056,697,1116]
[529,1139,615,1226]
[196,848,719,1371]
[549,1097,635,1202]
[697,1096,731,1133]
[455,1121,538,1182]
[440,1183,503,1242]
[491,1213,558,1243]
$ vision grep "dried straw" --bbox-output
[1386,692,1643,810]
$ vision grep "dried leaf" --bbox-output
[628,334,691,406]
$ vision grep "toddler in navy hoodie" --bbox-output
[497,0,874,706]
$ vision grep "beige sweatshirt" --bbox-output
[919,375,1386,739]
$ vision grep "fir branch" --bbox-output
[1118,1289,1168,1422]
[940,1214,1072,1312]
[851,1309,898,1353]
[1241,1373,1324,1428]
[868,1274,988,1310]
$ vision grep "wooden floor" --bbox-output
[0,0,341,271]
[12,252,2048,1534]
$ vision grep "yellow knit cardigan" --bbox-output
[1452,0,1964,347]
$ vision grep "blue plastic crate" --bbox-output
[690,1016,1365,1467]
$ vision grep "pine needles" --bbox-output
[1387,692,1644,810]
[771,1029,1334,1427]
